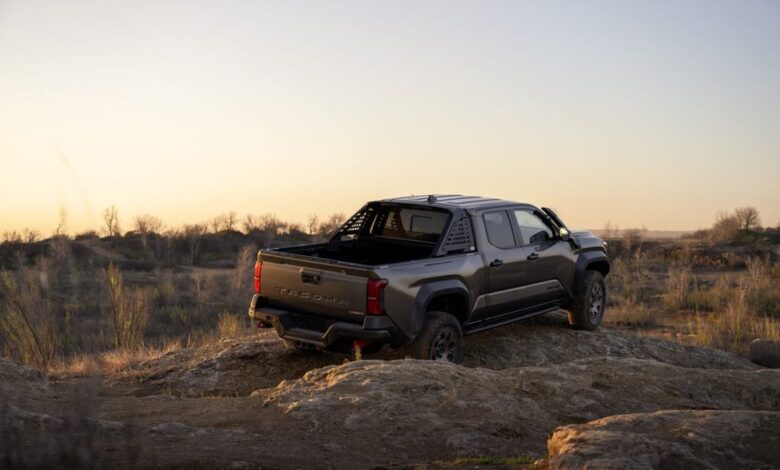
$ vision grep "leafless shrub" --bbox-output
[601,222,620,240]
[106,264,150,349]
[1,230,21,243]
[154,269,178,306]
[606,256,650,306]
[133,214,163,235]
[711,211,741,242]
[662,266,693,311]
[23,229,40,244]
[623,227,647,257]
[0,262,64,369]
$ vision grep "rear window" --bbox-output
[371,206,449,243]
[483,210,515,248]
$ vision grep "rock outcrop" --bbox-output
[258,357,780,457]
[4,317,778,468]
[544,410,780,470]
[116,314,757,397]
[750,339,780,368]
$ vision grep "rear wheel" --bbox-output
[567,270,606,331]
[405,311,463,363]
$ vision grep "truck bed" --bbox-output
[278,237,436,266]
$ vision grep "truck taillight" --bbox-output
[253,258,262,294]
[366,279,388,315]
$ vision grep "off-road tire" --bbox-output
[567,270,606,331]
[282,338,320,354]
[405,311,463,363]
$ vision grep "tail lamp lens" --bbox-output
[253,259,262,294]
[366,279,388,315]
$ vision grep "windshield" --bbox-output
[370,206,449,243]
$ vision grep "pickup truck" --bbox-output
[248,195,609,363]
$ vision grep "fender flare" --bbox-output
[410,279,471,338]
[573,251,610,295]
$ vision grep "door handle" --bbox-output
[490,259,504,267]
[527,252,539,261]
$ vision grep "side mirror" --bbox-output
[558,227,570,240]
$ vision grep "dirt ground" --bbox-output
[2,313,779,469]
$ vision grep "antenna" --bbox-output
[427,195,437,203]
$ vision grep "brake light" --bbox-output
[366,279,388,315]
[253,258,262,294]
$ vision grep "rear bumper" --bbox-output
[248,294,394,349]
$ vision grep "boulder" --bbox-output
[750,339,780,368]
[544,410,780,470]
[257,357,780,458]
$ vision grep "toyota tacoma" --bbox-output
[248,195,609,363]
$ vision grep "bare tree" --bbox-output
[134,214,163,235]
[224,211,238,231]
[318,213,345,238]
[243,214,261,233]
[183,224,207,265]
[307,214,320,235]
[233,245,256,301]
[733,207,761,231]
[103,206,121,237]
[211,212,238,232]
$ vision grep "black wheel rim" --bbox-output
[431,327,458,362]
[589,282,604,322]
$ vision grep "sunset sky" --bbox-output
[1,1,778,235]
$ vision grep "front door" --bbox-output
[511,209,575,308]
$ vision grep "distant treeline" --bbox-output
[0,209,347,270]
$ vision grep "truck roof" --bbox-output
[378,194,533,212]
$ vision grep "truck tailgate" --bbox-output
[260,251,369,321]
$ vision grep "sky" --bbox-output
[1,0,778,235]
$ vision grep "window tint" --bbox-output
[483,211,515,248]
[513,210,553,244]
[370,206,448,243]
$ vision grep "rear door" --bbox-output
[510,209,575,308]
[477,209,528,319]
[260,252,370,321]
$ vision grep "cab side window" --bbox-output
[513,210,553,245]
[483,211,516,249]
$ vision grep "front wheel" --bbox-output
[567,270,606,331]
[405,311,463,363]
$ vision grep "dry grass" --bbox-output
[605,303,658,327]
[662,266,693,312]
[106,264,151,349]
[688,290,780,354]
[49,340,182,378]
[217,311,243,339]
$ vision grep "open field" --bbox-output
[2,211,780,468]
